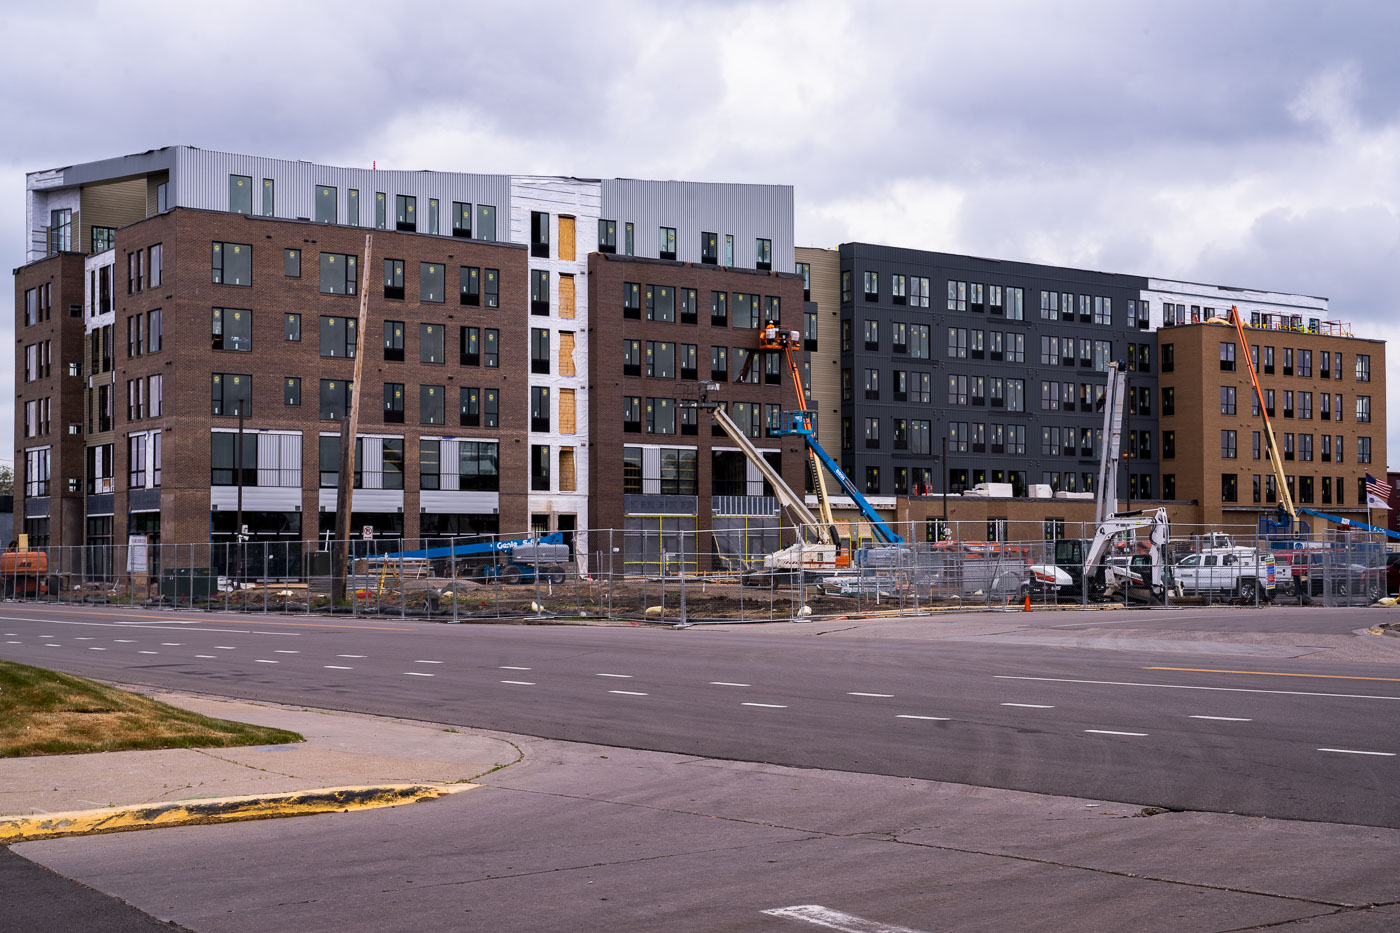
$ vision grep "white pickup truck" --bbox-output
[1174,550,1278,602]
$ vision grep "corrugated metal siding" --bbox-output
[799,247,841,452]
[175,148,512,231]
[600,180,794,271]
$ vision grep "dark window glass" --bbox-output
[211,373,252,417]
[319,315,357,358]
[452,201,472,238]
[420,323,444,363]
[211,307,251,352]
[315,185,337,223]
[383,383,404,423]
[384,321,404,361]
[383,258,405,299]
[285,313,301,342]
[319,252,358,295]
[395,194,417,231]
[459,266,480,305]
[212,242,252,286]
[284,248,301,277]
[228,174,252,214]
[284,377,301,406]
[421,262,445,302]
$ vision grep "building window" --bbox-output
[149,374,162,417]
[732,292,758,329]
[648,285,675,323]
[841,271,853,303]
[212,307,251,352]
[711,291,730,327]
[319,252,358,295]
[212,242,252,286]
[319,315,358,358]
[865,466,880,495]
[532,270,550,315]
[624,222,635,256]
[623,396,641,433]
[283,312,301,342]
[710,346,728,381]
[318,379,352,421]
[1219,342,1235,370]
[284,377,302,407]
[1220,386,1236,415]
[1222,474,1239,503]
[531,211,550,257]
[228,174,252,213]
[1221,430,1237,459]
[458,387,479,427]
[379,321,404,361]
[680,288,698,325]
[421,263,445,302]
[315,185,337,224]
[646,397,676,435]
[624,282,642,319]
[1356,354,1371,381]
[92,226,116,252]
[281,247,301,278]
[531,445,550,491]
[1358,437,1372,463]
[381,258,406,299]
[395,194,417,231]
[532,386,551,432]
[701,232,718,264]
[947,280,967,311]
[532,328,551,374]
[864,271,879,301]
[347,188,360,225]
[420,384,445,425]
[262,177,275,216]
[1356,395,1372,423]
[659,226,677,261]
[598,219,616,253]
[755,238,771,270]
[211,373,251,416]
[646,340,674,379]
[420,323,445,364]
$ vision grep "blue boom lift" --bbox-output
[380,533,571,584]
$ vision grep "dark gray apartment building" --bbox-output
[833,243,1158,501]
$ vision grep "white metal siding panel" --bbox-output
[211,487,301,511]
[600,180,794,271]
[419,490,500,513]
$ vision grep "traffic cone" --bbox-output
[1023,592,1031,612]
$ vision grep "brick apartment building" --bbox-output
[587,253,805,573]
[14,147,795,575]
[1157,315,1386,531]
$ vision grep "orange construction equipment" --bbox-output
[0,547,50,597]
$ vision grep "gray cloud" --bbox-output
[3,0,1399,467]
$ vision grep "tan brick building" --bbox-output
[1157,320,1385,533]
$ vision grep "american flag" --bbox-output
[1364,473,1391,508]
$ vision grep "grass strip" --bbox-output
[0,658,302,757]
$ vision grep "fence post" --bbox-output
[450,536,459,623]
[607,529,615,619]
[678,530,687,626]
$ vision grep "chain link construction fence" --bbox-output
[0,520,1387,623]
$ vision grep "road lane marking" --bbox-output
[995,674,1400,702]
[75,637,94,640]
[1189,715,1252,722]
[254,660,278,664]
[87,647,105,651]
[138,651,158,655]
[597,673,633,678]
[113,639,136,643]
[324,665,354,670]
[1085,730,1148,736]
[414,660,443,664]
[404,672,434,677]
[161,643,181,646]
[848,692,894,698]
[1146,667,1400,683]
[761,904,929,933]
[500,680,535,685]
[710,682,750,687]
[608,690,648,696]
[195,655,216,659]
[500,666,531,670]
[4,641,18,644]
[1318,748,1395,757]
[274,650,299,654]
[0,607,408,633]
[1002,703,1055,709]
[896,715,950,721]
[742,702,787,708]
[338,655,366,659]
[215,646,237,650]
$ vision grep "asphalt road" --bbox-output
[2,603,1396,829]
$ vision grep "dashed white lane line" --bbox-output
[1085,730,1149,737]
[1002,703,1055,709]
[87,647,105,651]
[848,692,894,698]
[338,654,366,659]
[761,904,928,933]
[215,646,237,650]
[597,673,633,678]
[1318,748,1395,757]
[4,641,18,644]
[161,643,182,646]
[324,665,354,670]
[995,674,1400,702]
[404,672,434,677]
[138,651,158,655]
[710,682,751,687]
[1190,715,1252,722]
[500,666,531,671]
[75,637,94,641]
[113,639,136,643]
[413,660,444,664]
[254,660,278,664]
[500,680,535,685]
[742,702,787,708]
[195,655,216,659]
[608,690,649,696]
[896,715,950,721]
[274,650,299,654]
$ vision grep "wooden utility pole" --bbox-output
[331,234,373,604]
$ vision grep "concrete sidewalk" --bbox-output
[0,691,520,819]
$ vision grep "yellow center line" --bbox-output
[0,606,416,633]
[1145,667,1400,683]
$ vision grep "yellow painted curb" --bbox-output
[0,782,475,844]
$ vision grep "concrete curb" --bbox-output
[0,782,475,845]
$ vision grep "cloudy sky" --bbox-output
[3,0,1398,469]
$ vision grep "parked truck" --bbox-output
[1173,550,1278,602]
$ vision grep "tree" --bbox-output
[0,464,13,496]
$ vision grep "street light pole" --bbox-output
[234,406,244,587]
